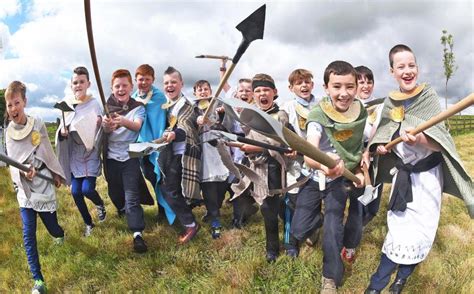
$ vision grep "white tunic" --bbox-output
[382,142,443,264]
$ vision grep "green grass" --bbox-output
[0,134,473,293]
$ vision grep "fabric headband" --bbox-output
[252,80,275,91]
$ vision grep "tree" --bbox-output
[440,30,458,110]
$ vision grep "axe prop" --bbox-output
[201,4,266,121]
[53,101,74,133]
[357,164,380,205]
[195,54,233,62]
[208,130,292,154]
[0,153,55,183]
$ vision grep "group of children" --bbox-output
[2,44,473,294]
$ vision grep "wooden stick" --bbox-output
[384,93,474,150]
[282,127,361,185]
[84,0,109,116]
[201,62,237,120]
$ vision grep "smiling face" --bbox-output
[136,74,154,95]
[356,76,374,100]
[391,50,418,93]
[71,73,91,100]
[6,93,27,125]
[289,78,314,100]
[253,86,277,111]
[324,73,357,112]
[112,77,133,104]
[194,84,212,99]
[236,81,252,103]
[163,72,183,101]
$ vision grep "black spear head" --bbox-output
[54,101,74,112]
[233,4,266,63]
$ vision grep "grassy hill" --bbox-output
[0,134,473,293]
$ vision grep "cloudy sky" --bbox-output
[0,0,473,121]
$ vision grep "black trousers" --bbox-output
[201,181,228,221]
[106,158,145,232]
[322,178,364,286]
[291,178,324,241]
[160,155,196,226]
[260,159,282,254]
[141,155,165,215]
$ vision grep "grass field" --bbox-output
[0,134,473,293]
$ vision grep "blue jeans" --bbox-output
[20,208,64,281]
[71,175,104,226]
[368,253,417,290]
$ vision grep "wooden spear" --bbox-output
[384,92,474,150]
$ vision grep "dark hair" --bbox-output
[111,69,133,86]
[389,44,414,68]
[355,65,374,83]
[164,66,183,81]
[135,64,155,79]
[193,80,211,92]
[73,66,90,81]
[323,61,357,86]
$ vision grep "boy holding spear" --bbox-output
[365,44,474,294]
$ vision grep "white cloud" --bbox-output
[0,0,473,121]
[0,0,20,19]
[40,94,59,104]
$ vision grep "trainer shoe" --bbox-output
[305,228,320,246]
[321,276,337,294]
[341,247,356,264]
[285,248,299,258]
[388,278,407,294]
[53,236,64,245]
[96,205,106,222]
[265,251,279,263]
[31,279,46,294]
[210,219,222,239]
[133,234,148,253]
[84,224,94,237]
[178,223,200,244]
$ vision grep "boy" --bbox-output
[234,73,293,262]
[194,79,230,239]
[131,64,173,224]
[365,44,474,294]
[355,65,383,226]
[159,66,201,244]
[281,69,320,256]
[56,66,106,237]
[294,61,366,293]
[4,81,66,294]
[102,69,151,253]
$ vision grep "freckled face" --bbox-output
[136,74,154,95]
[112,77,133,104]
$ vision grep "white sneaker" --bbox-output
[84,224,94,237]
[321,276,337,294]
